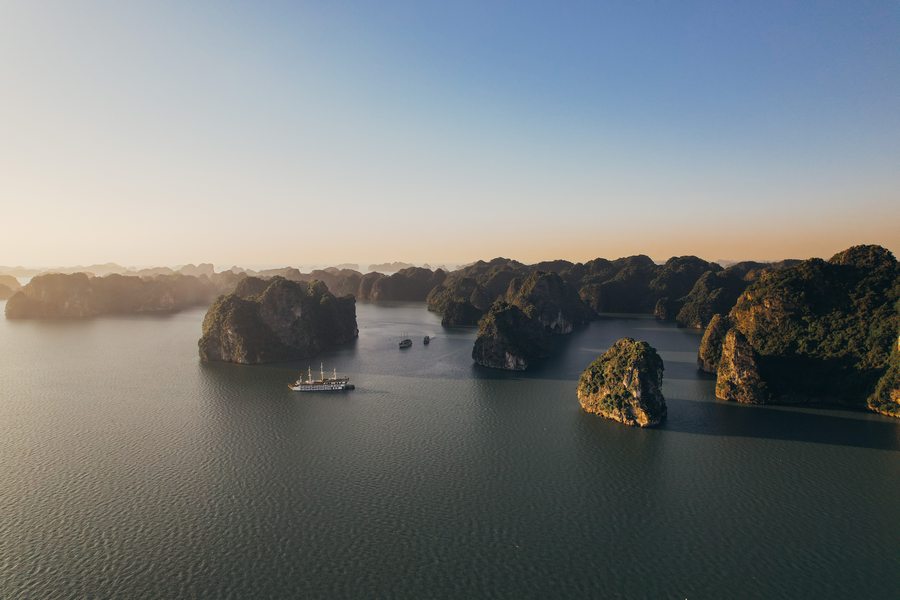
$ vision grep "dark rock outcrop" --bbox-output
[506,271,592,334]
[653,297,681,321]
[368,267,446,302]
[430,255,718,323]
[471,302,550,370]
[577,255,658,313]
[427,258,525,317]
[715,329,769,404]
[198,277,357,364]
[697,313,730,373]
[649,256,722,310]
[441,299,483,327]
[577,338,667,427]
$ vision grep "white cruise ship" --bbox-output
[289,363,355,392]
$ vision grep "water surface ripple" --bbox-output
[1,302,898,598]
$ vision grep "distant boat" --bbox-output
[399,338,412,349]
[289,363,354,392]
[423,335,431,345]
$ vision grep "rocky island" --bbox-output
[428,254,723,326]
[198,277,358,364]
[697,245,899,417]
[472,271,591,369]
[471,302,550,370]
[4,272,236,318]
[577,338,667,427]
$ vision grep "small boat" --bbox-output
[399,338,412,349]
[289,363,355,392]
[423,335,431,345]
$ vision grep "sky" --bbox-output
[1,0,898,268]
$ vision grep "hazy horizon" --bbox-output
[2,240,896,276]
[2,2,898,266]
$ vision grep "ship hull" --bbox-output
[288,382,354,392]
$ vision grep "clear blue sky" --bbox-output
[1,0,897,266]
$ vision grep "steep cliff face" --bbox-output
[577,255,657,313]
[507,271,592,334]
[471,302,550,370]
[653,297,680,322]
[198,277,358,364]
[697,314,730,373]
[5,272,224,318]
[577,338,666,427]
[441,299,484,327]
[696,245,898,415]
[715,329,769,404]
[867,340,899,418]
[427,276,492,317]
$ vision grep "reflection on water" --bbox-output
[0,301,898,598]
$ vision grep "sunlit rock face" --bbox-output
[697,245,899,417]
[697,313,730,373]
[577,338,666,427]
[715,329,769,405]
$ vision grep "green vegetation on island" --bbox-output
[472,271,591,370]
[577,338,667,427]
[697,245,899,416]
[471,301,551,370]
[199,277,358,364]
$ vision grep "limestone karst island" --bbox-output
[2,1,898,598]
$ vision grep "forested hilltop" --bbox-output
[697,245,898,418]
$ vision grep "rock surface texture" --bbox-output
[715,329,769,404]
[697,314,730,373]
[471,302,550,370]
[577,338,667,427]
[697,245,899,416]
[198,277,358,364]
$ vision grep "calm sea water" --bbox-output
[1,301,898,599]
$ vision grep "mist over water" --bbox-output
[0,302,897,598]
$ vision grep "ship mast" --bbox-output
[308,366,312,382]
[333,367,337,380]
[320,362,324,382]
